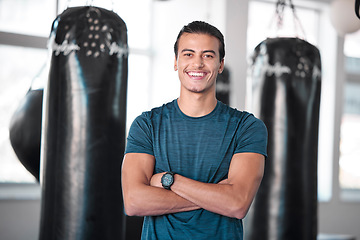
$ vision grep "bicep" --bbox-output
[122,153,155,188]
[228,152,265,195]
[121,153,155,215]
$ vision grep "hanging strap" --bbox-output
[268,0,306,39]
[356,0,360,19]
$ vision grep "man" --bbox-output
[121,21,267,239]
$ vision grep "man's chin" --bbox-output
[188,88,206,94]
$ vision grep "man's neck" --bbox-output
[177,92,217,118]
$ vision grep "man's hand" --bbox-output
[150,172,164,188]
[218,178,229,184]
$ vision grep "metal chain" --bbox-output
[275,0,286,30]
[272,0,306,39]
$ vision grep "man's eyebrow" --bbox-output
[203,50,216,55]
[181,49,195,53]
[181,49,217,55]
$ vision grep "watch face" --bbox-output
[162,173,173,187]
[161,172,174,190]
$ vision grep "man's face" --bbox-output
[174,33,224,95]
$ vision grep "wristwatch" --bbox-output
[161,172,175,190]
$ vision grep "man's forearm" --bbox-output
[170,174,247,219]
[123,182,200,217]
[149,173,241,218]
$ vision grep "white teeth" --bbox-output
[189,72,205,77]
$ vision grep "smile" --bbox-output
[187,71,207,78]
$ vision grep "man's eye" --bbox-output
[184,53,192,57]
[204,54,214,58]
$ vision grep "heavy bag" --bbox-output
[39,6,128,240]
[216,67,230,105]
[9,88,43,182]
[247,38,321,240]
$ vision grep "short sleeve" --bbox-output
[125,113,154,156]
[235,114,268,158]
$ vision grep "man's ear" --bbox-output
[218,59,225,74]
[174,56,178,71]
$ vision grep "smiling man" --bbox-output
[121,21,268,240]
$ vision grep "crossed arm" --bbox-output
[121,152,265,219]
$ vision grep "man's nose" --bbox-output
[194,56,204,68]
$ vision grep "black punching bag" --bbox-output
[39,6,128,240]
[247,38,321,240]
[9,88,43,182]
[216,67,230,105]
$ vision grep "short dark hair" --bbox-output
[174,21,225,62]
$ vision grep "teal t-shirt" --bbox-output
[125,99,268,240]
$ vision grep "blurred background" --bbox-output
[0,0,359,239]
